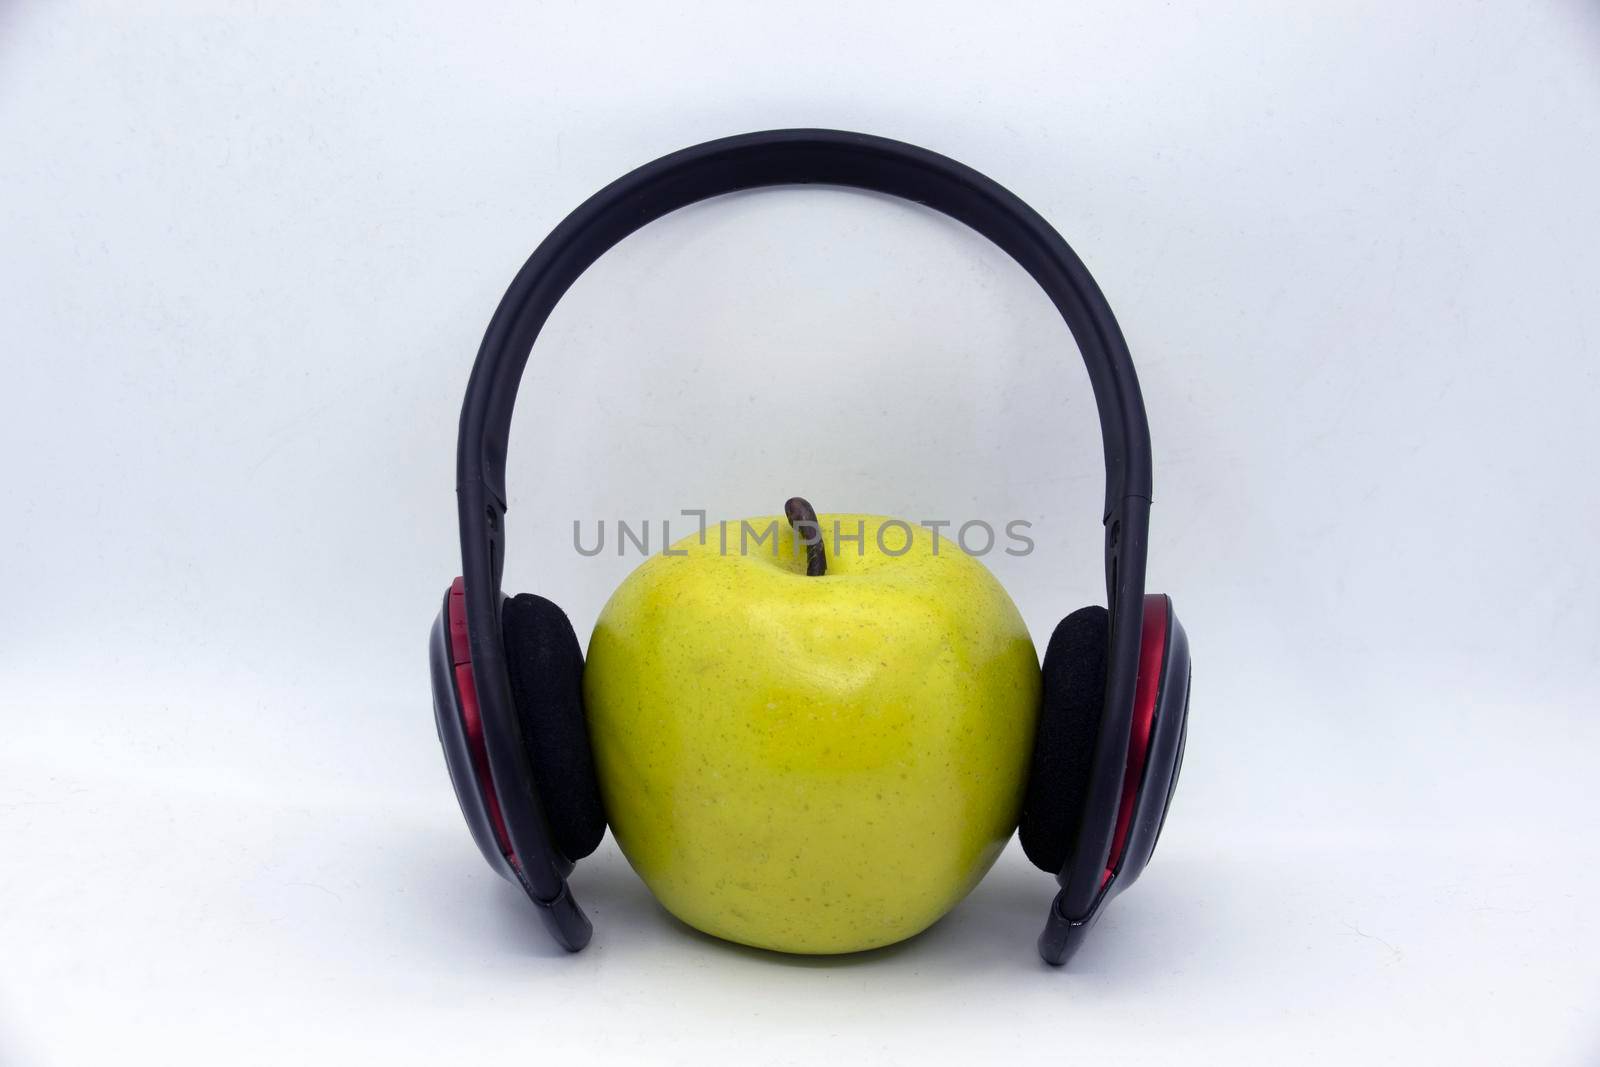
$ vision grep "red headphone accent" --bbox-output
[1102,594,1168,887]
[446,578,518,869]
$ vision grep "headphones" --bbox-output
[428,129,1192,967]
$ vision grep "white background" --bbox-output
[3,2,1598,1063]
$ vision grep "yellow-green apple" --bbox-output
[584,502,1040,953]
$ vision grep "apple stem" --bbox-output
[784,496,827,577]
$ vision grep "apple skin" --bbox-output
[584,514,1041,954]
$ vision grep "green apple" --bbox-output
[584,505,1041,954]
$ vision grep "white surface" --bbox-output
[3,2,1599,1063]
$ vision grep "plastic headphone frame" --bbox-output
[442,128,1160,962]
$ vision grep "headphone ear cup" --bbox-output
[501,594,607,862]
[1019,606,1109,873]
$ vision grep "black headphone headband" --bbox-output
[455,129,1154,923]
[460,127,1151,513]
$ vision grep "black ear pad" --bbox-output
[1019,605,1109,873]
[501,594,607,862]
